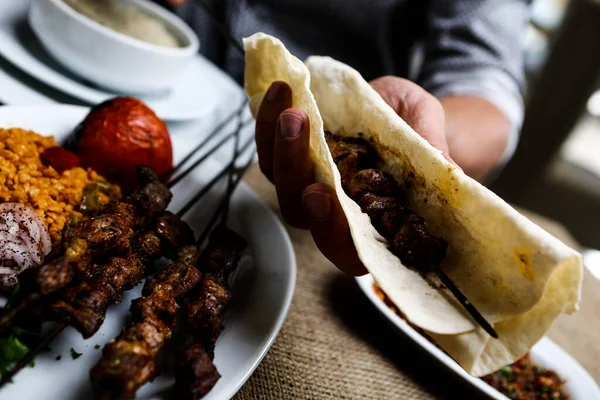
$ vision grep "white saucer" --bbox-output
[0,0,217,121]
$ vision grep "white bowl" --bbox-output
[28,0,200,94]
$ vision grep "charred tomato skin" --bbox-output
[75,97,173,193]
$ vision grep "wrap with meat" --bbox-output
[243,32,583,376]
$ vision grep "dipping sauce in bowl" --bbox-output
[62,0,182,48]
[29,0,199,93]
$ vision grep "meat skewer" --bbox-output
[0,96,257,389]
[46,212,194,338]
[35,166,172,295]
[0,166,173,334]
[90,242,210,399]
[325,133,498,338]
[175,225,247,399]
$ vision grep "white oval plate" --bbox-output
[356,274,600,400]
[0,105,296,400]
[0,0,217,121]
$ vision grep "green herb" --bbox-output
[94,345,100,349]
[0,335,29,378]
[498,366,513,379]
[70,348,82,360]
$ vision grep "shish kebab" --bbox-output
[92,151,254,399]
[174,225,246,399]
[0,165,184,387]
[90,225,247,400]
[325,133,497,338]
[0,166,173,332]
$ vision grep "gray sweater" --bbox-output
[177,0,528,161]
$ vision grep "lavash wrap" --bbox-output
[243,32,583,376]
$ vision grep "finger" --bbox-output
[370,77,454,164]
[302,184,367,276]
[255,81,292,182]
[273,110,313,229]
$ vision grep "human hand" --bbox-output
[255,77,453,276]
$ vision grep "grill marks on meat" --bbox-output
[91,245,202,400]
[175,226,247,400]
[33,166,171,296]
[155,211,195,258]
[47,213,195,339]
[48,251,148,338]
[186,226,247,355]
[325,132,447,271]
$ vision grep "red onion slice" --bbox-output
[0,203,52,290]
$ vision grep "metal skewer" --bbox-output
[430,264,498,339]
[0,2,254,387]
[0,114,255,386]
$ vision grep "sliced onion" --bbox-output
[0,203,52,290]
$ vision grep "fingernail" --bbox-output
[303,191,331,221]
[279,112,302,139]
[265,81,284,102]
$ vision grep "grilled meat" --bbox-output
[47,213,195,338]
[325,133,376,189]
[325,132,448,271]
[155,211,195,258]
[175,226,247,399]
[90,244,202,400]
[185,226,247,356]
[33,166,172,295]
[175,340,221,400]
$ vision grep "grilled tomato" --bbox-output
[75,97,172,192]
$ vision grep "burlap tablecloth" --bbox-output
[235,164,600,400]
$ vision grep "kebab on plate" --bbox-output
[0,166,175,336]
[91,225,247,400]
[174,225,247,400]
[243,32,583,377]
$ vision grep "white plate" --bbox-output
[356,274,600,400]
[0,0,217,121]
[0,105,296,400]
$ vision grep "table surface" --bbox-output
[1,49,598,400]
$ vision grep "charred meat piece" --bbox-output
[36,204,136,295]
[125,166,172,222]
[31,167,171,296]
[91,249,202,400]
[325,132,376,189]
[347,169,400,200]
[325,132,375,164]
[175,340,221,400]
[47,215,194,339]
[155,211,196,258]
[48,253,147,338]
[175,226,247,399]
[325,135,447,273]
[391,214,447,270]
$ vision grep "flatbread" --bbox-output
[243,32,583,375]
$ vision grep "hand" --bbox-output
[255,77,451,276]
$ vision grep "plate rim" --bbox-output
[0,104,297,400]
[355,274,600,400]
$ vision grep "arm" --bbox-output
[419,0,529,181]
[441,95,510,181]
